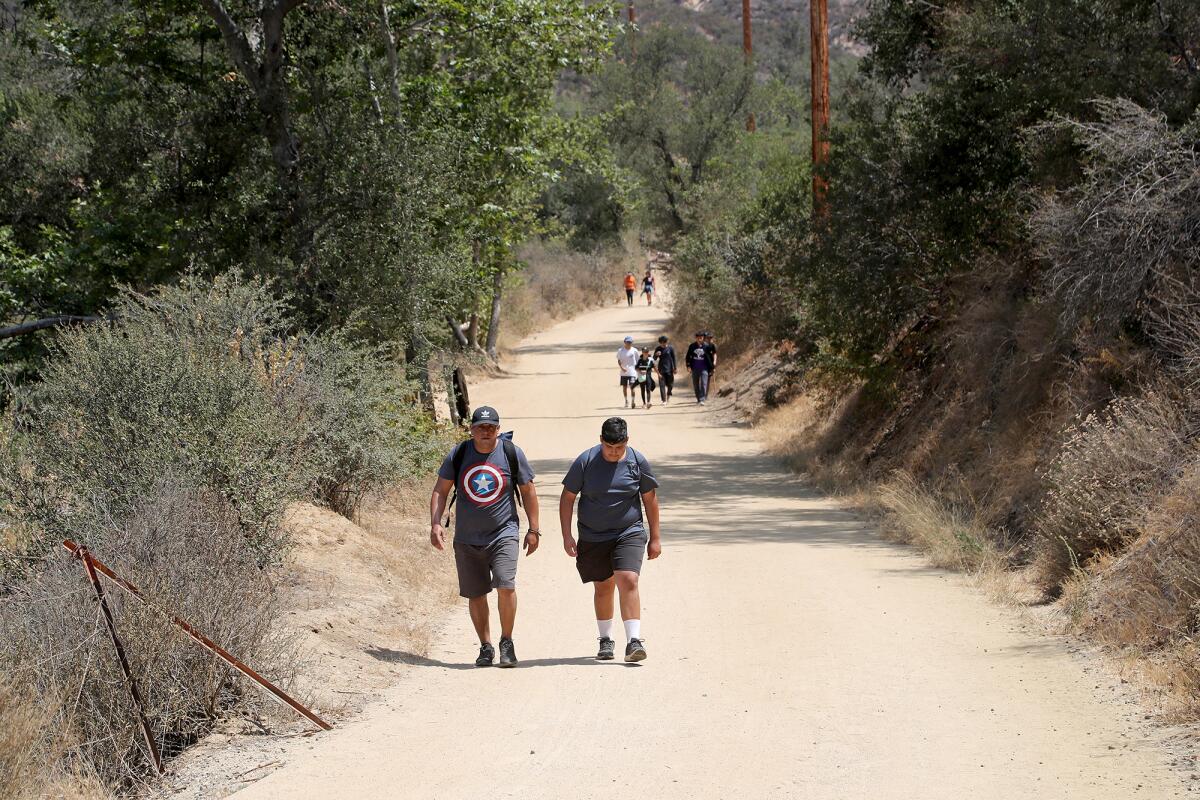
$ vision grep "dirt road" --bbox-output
[236,299,1188,799]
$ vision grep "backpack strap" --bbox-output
[502,438,523,508]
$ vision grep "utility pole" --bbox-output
[742,0,755,132]
[810,0,830,218]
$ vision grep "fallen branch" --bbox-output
[0,315,101,340]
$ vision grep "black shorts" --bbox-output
[576,530,648,583]
[454,538,518,598]
[620,375,638,387]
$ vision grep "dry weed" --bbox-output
[875,472,1008,576]
[0,674,109,800]
[1033,389,1195,590]
[0,485,295,789]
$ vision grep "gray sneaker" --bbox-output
[497,636,518,668]
[475,642,494,667]
[624,638,647,663]
[596,637,616,660]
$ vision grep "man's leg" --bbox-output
[497,588,517,639]
[593,576,616,621]
[614,570,640,626]
[699,369,710,402]
[691,370,702,402]
[468,595,491,643]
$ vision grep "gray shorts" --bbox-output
[576,529,648,583]
[454,538,518,598]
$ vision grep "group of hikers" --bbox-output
[430,408,659,667]
[427,265,720,669]
[617,330,717,409]
[624,270,655,306]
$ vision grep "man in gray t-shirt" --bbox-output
[431,406,540,668]
[560,416,661,663]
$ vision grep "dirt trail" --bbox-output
[235,299,1188,799]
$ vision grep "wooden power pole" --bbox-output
[810,0,830,217]
[743,0,755,132]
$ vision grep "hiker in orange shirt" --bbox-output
[623,272,636,306]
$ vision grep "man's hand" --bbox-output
[647,538,662,560]
[562,534,578,557]
[430,523,447,551]
[523,531,540,556]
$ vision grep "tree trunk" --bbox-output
[466,308,479,350]
[485,267,503,361]
[379,0,406,120]
[405,330,434,412]
[199,0,309,255]
[446,316,469,349]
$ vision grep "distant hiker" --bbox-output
[429,406,540,668]
[617,335,640,408]
[653,335,676,404]
[635,347,658,409]
[704,331,718,373]
[641,270,656,306]
[559,417,661,662]
[623,272,636,306]
[684,331,716,405]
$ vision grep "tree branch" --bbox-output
[0,315,102,341]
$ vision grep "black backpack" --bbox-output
[444,436,523,526]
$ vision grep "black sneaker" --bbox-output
[497,637,518,668]
[475,642,495,667]
[596,637,616,660]
[625,638,647,663]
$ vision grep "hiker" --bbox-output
[617,335,640,409]
[653,335,676,404]
[641,270,656,306]
[635,346,658,409]
[559,417,661,662]
[684,331,715,405]
[429,406,540,668]
[623,272,636,306]
[704,331,718,373]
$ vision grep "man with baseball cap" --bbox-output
[559,417,661,662]
[616,335,640,409]
[430,406,540,667]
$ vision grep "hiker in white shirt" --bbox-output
[616,336,640,409]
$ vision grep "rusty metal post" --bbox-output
[743,0,755,132]
[64,540,331,732]
[810,0,831,218]
[80,547,163,775]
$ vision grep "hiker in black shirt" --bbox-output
[684,331,716,405]
[653,335,676,404]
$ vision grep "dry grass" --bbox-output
[0,486,294,790]
[502,234,643,348]
[1033,388,1195,590]
[0,674,110,800]
[874,472,1009,576]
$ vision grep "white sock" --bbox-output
[623,619,641,641]
[597,619,614,639]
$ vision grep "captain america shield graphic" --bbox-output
[461,463,507,507]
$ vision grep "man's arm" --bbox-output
[559,489,578,557]
[642,489,661,559]
[429,477,454,550]
[519,482,541,555]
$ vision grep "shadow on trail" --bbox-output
[363,648,639,669]
[526,452,898,550]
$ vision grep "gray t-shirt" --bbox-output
[562,445,659,542]
[438,441,534,545]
